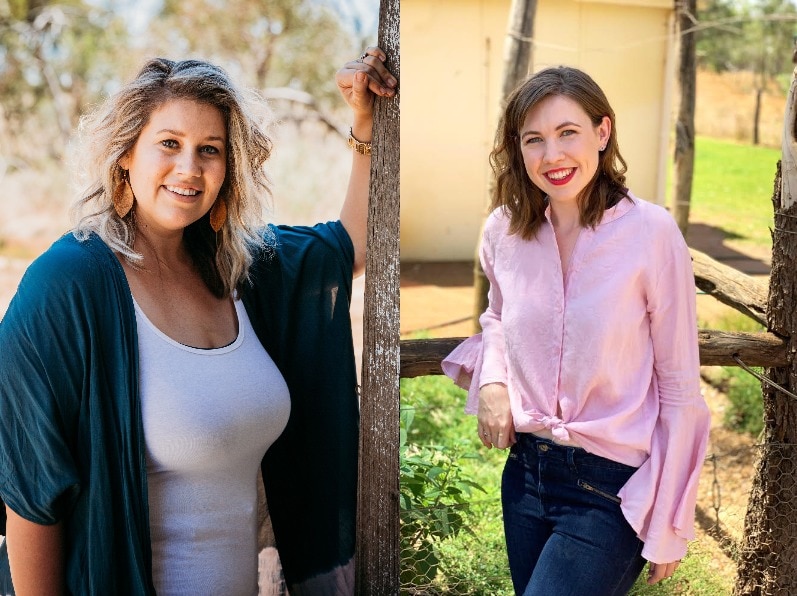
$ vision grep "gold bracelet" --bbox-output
[347,128,372,156]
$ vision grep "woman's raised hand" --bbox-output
[478,383,516,450]
[335,46,396,119]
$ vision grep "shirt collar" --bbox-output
[543,192,637,226]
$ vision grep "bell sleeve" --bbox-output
[618,218,711,564]
[441,334,483,414]
[0,249,85,528]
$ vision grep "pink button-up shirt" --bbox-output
[442,194,710,563]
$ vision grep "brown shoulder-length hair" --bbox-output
[490,66,629,239]
[72,58,274,298]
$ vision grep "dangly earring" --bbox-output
[209,199,227,232]
[113,169,135,218]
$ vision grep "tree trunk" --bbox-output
[473,0,537,331]
[672,0,697,235]
[734,66,797,595]
[355,0,399,592]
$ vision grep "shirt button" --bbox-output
[538,444,549,453]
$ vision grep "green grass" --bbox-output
[629,545,733,594]
[689,135,779,249]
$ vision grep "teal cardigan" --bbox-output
[0,222,358,594]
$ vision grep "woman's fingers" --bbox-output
[357,47,397,94]
[477,423,513,450]
[647,560,681,585]
[336,46,397,115]
[477,423,493,449]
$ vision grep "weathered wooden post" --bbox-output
[734,66,797,595]
[473,0,538,330]
[355,0,399,592]
[672,0,697,234]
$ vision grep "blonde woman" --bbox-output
[0,50,395,595]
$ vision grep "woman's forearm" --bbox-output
[5,506,65,595]
[340,115,373,277]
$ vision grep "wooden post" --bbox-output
[735,65,797,594]
[672,0,697,234]
[355,0,399,593]
[473,0,537,330]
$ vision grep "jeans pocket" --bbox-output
[577,479,622,504]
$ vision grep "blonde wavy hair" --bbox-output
[72,58,274,298]
[490,66,630,240]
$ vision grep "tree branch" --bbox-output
[690,247,768,326]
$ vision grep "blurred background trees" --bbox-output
[698,0,797,77]
[0,0,370,166]
[0,0,131,161]
[697,0,797,145]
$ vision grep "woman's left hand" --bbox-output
[336,46,397,119]
[647,560,680,585]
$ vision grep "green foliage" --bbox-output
[152,0,358,107]
[400,375,507,488]
[434,503,514,595]
[400,407,486,588]
[0,1,132,160]
[722,367,765,436]
[697,0,797,79]
[697,0,742,73]
[0,1,369,164]
[690,136,778,249]
[700,311,766,334]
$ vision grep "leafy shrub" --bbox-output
[400,406,486,588]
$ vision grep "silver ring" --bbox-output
[359,52,368,61]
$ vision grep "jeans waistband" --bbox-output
[515,432,582,455]
[513,432,636,471]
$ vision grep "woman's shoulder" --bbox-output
[267,221,353,264]
[622,193,688,262]
[18,233,119,298]
[483,207,513,238]
[622,193,681,237]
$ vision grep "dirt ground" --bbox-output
[400,219,769,588]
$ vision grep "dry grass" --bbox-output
[695,69,788,148]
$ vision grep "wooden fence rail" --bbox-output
[400,331,788,379]
[400,246,784,379]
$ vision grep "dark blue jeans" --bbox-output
[502,434,646,596]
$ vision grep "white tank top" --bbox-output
[134,298,290,596]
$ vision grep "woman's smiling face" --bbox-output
[519,94,610,206]
[120,98,227,236]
